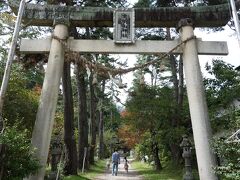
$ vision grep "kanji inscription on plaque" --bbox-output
[114,9,135,43]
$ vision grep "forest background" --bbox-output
[0,0,239,179]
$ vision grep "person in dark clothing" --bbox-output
[112,150,120,176]
[124,156,129,173]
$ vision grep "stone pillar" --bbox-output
[28,22,68,180]
[177,18,217,180]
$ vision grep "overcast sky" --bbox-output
[115,0,240,103]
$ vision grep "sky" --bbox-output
[126,0,240,67]
[116,27,240,103]
[196,27,240,68]
[114,0,240,104]
[3,0,239,105]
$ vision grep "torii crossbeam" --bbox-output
[20,38,228,55]
[9,0,240,27]
[8,1,238,180]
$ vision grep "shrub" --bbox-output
[0,124,41,180]
[212,137,240,180]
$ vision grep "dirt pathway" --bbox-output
[94,159,144,180]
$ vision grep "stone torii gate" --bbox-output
[9,0,238,179]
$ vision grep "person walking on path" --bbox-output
[112,149,120,176]
[94,158,144,180]
[124,156,129,173]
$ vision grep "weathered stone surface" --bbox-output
[27,23,68,180]
[8,0,240,27]
[180,23,218,180]
[20,39,229,55]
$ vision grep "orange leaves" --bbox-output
[117,124,143,149]
[120,110,136,119]
[33,84,42,95]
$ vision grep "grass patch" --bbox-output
[132,161,189,180]
[64,160,106,180]
[64,175,89,180]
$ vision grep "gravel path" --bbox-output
[94,159,144,180]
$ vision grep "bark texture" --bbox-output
[62,61,78,175]
[75,63,89,170]
[150,131,162,171]
[98,80,105,159]
[89,74,97,165]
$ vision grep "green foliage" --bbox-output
[134,0,225,8]
[205,60,240,108]
[204,60,240,131]
[126,85,174,130]
[0,1,48,62]
[125,84,187,165]
[204,60,240,179]
[131,161,183,180]
[134,0,154,8]
[100,99,122,132]
[134,132,153,161]
[212,138,240,179]
[1,64,42,131]
[134,131,174,164]
[0,124,41,179]
[102,130,116,155]
[205,60,240,106]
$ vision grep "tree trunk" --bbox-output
[169,142,181,164]
[169,53,182,165]
[169,56,184,165]
[153,143,162,171]
[178,55,184,113]
[89,74,97,164]
[99,80,105,159]
[167,28,179,126]
[0,144,6,179]
[98,104,104,159]
[150,130,162,171]
[62,61,78,175]
[166,28,182,164]
[75,63,89,170]
[169,54,179,125]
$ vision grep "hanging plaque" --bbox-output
[114,9,135,43]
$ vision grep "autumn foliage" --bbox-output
[120,110,130,118]
[118,124,142,149]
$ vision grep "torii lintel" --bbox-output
[20,39,229,55]
[8,0,240,28]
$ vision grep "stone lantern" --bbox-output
[180,135,194,180]
[48,135,62,179]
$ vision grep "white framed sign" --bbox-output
[114,9,135,43]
